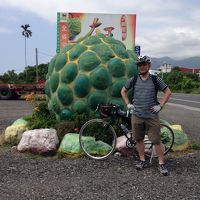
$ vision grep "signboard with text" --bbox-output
[57,12,136,53]
[134,45,140,56]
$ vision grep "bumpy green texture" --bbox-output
[45,34,138,120]
[67,18,81,40]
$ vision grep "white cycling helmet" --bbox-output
[136,55,151,65]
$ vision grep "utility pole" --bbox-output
[36,48,39,83]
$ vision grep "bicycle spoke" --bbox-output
[79,119,117,160]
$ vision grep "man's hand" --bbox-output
[127,103,135,111]
[127,103,135,115]
[150,104,162,113]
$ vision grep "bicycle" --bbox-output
[79,103,174,161]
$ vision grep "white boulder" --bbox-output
[17,129,59,155]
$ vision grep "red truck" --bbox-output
[0,80,45,100]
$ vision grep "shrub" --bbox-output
[24,102,57,130]
[56,121,75,141]
[71,111,97,130]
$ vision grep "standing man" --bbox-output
[121,55,172,176]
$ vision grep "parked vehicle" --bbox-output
[0,80,45,100]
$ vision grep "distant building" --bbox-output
[156,62,200,77]
[157,63,172,73]
[178,67,200,77]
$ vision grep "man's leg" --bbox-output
[135,140,148,170]
[132,115,147,170]
[155,143,169,175]
[132,115,145,161]
[146,117,169,175]
[136,140,145,161]
[154,143,164,164]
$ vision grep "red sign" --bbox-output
[60,22,69,50]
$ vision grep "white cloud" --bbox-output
[0,27,10,33]
[138,26,200,59]
[0,0,200,59]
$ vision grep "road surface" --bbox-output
[159,92,200,143]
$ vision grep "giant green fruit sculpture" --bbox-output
[45,33,137,121]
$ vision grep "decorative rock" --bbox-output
[170,125,189,151]
[4,124,28,145]
[58,133,82,157]
[116,134,136,156]
[17,129,59,155]
[12,118,28,126]
[58,133,112,157]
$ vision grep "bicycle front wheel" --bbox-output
[79,119,117,160]
[160,124,174,155]
[144,123,174,158]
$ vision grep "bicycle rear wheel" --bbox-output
[144,123,174,158]
[79,119,117,160]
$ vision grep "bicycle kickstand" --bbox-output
[149,147,154,164]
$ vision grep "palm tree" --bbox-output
[21,24,32,68]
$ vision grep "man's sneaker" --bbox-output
[159,164,169,176]
[136,160,148,170]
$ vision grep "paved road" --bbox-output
[159,93,200,143]
[0,100,32,133]
[168,93,200,109]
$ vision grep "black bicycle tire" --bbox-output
[79,118,117,160]
[161,124,174,155]
[144,123,174,158]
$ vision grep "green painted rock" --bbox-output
[170,125,189,151]
[45,34,138,120]
[12,118,28,126]
[58,133,112,157]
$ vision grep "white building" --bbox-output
[158,63,173,73]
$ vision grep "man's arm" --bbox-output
[159,87,172,107]
[121,87,129,105]
[150,87,172,113]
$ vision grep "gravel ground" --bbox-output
[0,100,200,200]
[0,148,200,200]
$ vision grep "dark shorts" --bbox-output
[131,114,161,145]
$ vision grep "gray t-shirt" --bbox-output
[124,74,167,118]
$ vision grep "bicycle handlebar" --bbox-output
[95,103,133,119]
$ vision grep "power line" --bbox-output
[38,50,54,58]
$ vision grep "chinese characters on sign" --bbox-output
[60,22,69,50]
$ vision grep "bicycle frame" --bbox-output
[100,106,136,148]
[79,103,174,160]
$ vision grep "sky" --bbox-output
[0,0,200,74]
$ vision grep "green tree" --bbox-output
[0,70,18,83]
[0,63,48,84]
[163,70,200,93]
[21,24,32,82]
[172,66,180,71]
[24,63,48,83]
[37,63,48,80]
[18,72,26,83]
[21,24,32,67]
